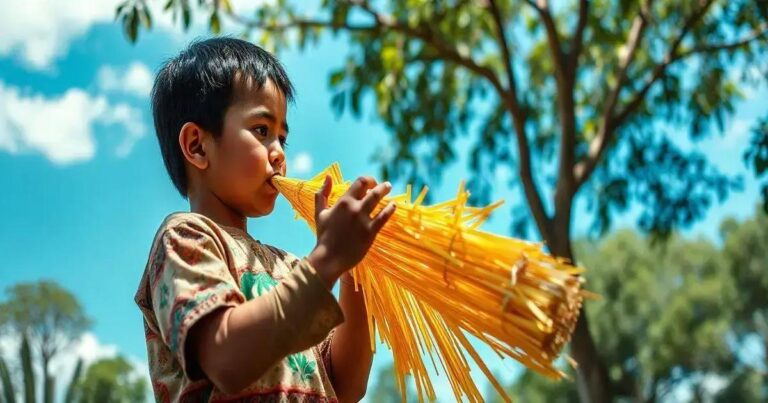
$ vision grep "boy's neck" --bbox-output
[188,188,247,232]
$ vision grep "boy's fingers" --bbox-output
[314,175,332,220]
[370,202,396,233]
[360,182,392,215]
[347,176,377,200]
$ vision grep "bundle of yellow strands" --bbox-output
[272,163,585,402]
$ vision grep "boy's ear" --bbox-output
[179,122,210,170]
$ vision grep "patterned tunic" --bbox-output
[135,212,344,402]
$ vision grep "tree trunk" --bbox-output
[42,352,55,403]
[64,358,84,403]
[0,356,17,403]
[20,335,35,403]
[547,219,613,403]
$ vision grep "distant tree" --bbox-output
[0,335,84,403]
[75,356,147,403]
[0,281,92,403]
[506,211,768,402]
[368,362,418,402]
[720,207,768,368]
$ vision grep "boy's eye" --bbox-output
[280,136,288,148]
[251,125,268,137]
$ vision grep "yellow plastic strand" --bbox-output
[272,163,585,402]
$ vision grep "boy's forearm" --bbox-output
[330,275,374,402]
[191,261,344,393]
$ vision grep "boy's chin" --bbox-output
[249,198,277,217]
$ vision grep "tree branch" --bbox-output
[524,0,578,227]
[677,23,768,59]
[612,0,718,126]
[487,0,516,97]
[615,22,768,127]
[523,0,567,85]
[574,0,653,189]
[487,0,552,239]
[569,0,589,74]
[223,11,377,33]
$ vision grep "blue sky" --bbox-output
[0,0,764,400]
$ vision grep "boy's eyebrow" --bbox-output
[247,109,289,133]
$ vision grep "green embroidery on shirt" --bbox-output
[239,272,316,382]
[159,284,169,309]
[287,353,316,382]
[240,272,278,300]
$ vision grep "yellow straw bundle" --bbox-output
[272,163,584,402]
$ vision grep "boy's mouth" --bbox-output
[267,174,281,191]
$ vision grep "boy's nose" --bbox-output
[269,144,285,170]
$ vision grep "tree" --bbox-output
[0,335,84,403]
[503,211,768,402]
[720,207,768,369]
[575,230,736,401]
[0,281,92,403]
[74,356,147,403]
[115,1,768,401]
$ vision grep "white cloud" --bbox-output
[98,62,154,98]
[0,81,145,164]
[0,0,121,69]
[291,152,313,175]
[0,0,284,69]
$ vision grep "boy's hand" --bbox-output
[307,175,396,288]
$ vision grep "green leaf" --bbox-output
[140,7,153,29]
[219,0,233,14]
[210,11,221,34]
[125,9,139,43]
[181,2,191,29]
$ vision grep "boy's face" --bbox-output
[204,78,289,217]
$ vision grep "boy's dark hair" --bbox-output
[152,37,294,197]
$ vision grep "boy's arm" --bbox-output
[328,274,374,402]
[189,260,343,394]
[191,176,394,396]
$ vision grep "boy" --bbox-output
[134,37,396,402]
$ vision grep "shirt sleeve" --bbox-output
[318,328,336,384]
[266,258,345,353]
[150,217,245,380]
